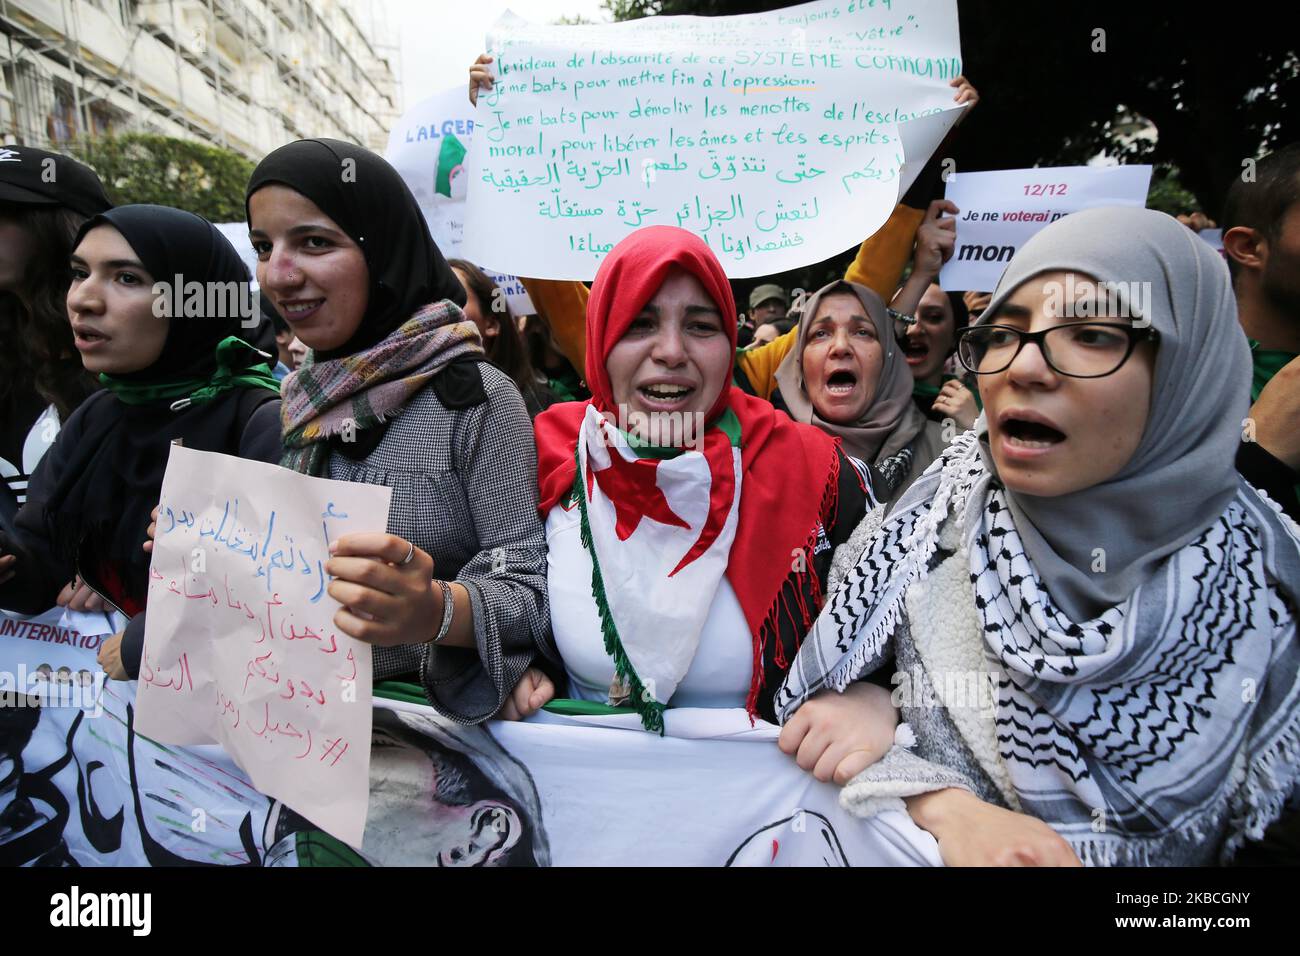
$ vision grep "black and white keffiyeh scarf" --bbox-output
[777,430,1300,864]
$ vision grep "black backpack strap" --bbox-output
[235,387,279,428]
[431,356,490,410]
[233,387,282,462]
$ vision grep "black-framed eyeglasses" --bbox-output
[956,322,1159,379]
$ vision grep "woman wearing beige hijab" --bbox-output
[773,280,947,506]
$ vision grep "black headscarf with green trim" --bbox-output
[42,204,279,612]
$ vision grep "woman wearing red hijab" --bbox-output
[511,227,898,786]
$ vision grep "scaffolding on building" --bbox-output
[0,0,400,159]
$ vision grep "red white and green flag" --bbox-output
[574,404,741,730]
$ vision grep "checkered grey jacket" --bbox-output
[327,364,552,724]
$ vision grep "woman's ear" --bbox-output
[484,316,501,340]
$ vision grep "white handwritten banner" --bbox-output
[135,445,391,848]
[463,0,965,279]
[386,86,535,315]
[939,164,1153,292]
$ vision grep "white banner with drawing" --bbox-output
[0,639,941,867]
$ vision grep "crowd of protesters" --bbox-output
[0,54,1298,867]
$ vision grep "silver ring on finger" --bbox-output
[400,541,416,565]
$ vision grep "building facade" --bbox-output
[0,0,400,159]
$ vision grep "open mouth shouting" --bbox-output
[805,354,873,424]
[902,338,930,367]
[636,378,696,411]
[824,368,859,396]
[997,408,1067,459]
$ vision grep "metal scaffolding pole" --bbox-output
[205,0,225,148]
[61,0,89,139]
[166,0,190,134]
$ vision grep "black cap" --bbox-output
[0,145,112,218]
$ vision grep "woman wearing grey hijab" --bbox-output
[773,280,946,506]
[774,207,1300,866]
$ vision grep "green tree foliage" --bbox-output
[68,133,255,222]
[604,1,1299,218]
[1146,168,1204,218]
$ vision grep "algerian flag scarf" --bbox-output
[572,404,742,732]
[534,225,847,729]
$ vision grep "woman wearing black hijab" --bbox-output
[0,204,282,676]
[246,139,550,725]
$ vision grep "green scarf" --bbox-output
[1249,339,1300,500]
[99,336,280,407]
[912,373,982,411]
[1249,339,1297,403]
[547,367,587,404]
[911,379,942,402]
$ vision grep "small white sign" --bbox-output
[940,165,1153,292]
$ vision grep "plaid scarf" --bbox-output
[280,301,484,475]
